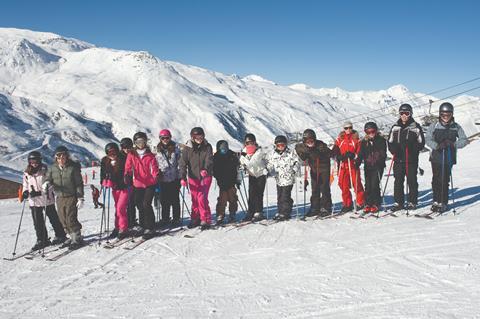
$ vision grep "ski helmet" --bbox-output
[190,127,205,137]
[133,132,147,142]
[54,146,69,156]
[216,140,229,151]
[27,151,42,162]
[159,129,172,138]
[302,129,316,142]
[274,135,288,145]
[399,103,413,114]
[244,133,256,144]
[364,121,378,131]
[105,142,119,155]
[439,102,454,114]
[120,137,133,149]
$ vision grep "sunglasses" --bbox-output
[55,152,67,159]
[344,126,353,130]
[400,111,411,116]
[134,138,146,145]
[160,136,171,140]
[365,129,377,134]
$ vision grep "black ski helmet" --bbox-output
[244,133,256,144]
[364,121,378,131]
[28,151,42,162]
[216,140,229,151]
[399,103,413,114]
[54,145,69,156]
[439,102,454,114]
[133,132,147,142]
[105,142,119,155]
[120,137,133,149]
[274,135,288,145]
[190,127,205,137]
[302,129,316,142]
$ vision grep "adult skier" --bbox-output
[179,127,214,229]
[295,129,333,217]
[425,102,468,212]
[22,151,66,250]
[120,137,137,229]
[387,104,425,211]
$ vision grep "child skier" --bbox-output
[22,151,66,250]
[266,136,300,221]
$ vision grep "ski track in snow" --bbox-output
[1,147,480,317]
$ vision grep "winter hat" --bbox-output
[302,129,316,142]
[245,144,257,155]
[159,129,172,138]
[343,120,353,128]
[27,151,42,162]
[274,135,287,145]
[54,146,69,156]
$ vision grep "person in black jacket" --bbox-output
[295,129,332,216]
[213,140,240,224]
[356,122,387,213]
[425,102,468,212]
[387,104,425,211]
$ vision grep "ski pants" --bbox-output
[133,186,156,230]
[364,168,384,207]
[247,175,266,218]
[30,204,66,242]
[393,160,419,205]
[431,161,451,205]
[56,196,82,234]
[126,186,137,227]
[338,162,365,208]
[277,184,294,218]
[112,189,129,232]
[189,176,212,224]
[310,168,332,213]
[160,180,181,222]
[216,186,238,218]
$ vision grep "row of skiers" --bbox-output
[20,101,467,251]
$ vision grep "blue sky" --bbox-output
[2,0,479,94]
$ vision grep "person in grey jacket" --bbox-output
[266,136,300,221]
[425,102,468,212]
[239,133,268,222]
[43,146,84,250]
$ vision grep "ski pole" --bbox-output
[381,155,395,212]
[441,148,446,214]
[265,175,269,219]
[303,162,307,218]
[241,170,249,206]
[11,199,27,257]
[42,194,48,258]
[237,183,249,215]
[347,158,358,212]
[106,187,111,243]
[179,186,191,217]
[378,170,385,217]
[98,186,106,245]
[405,147,410,216]
[295,177,299,220]
[447,147,456,214]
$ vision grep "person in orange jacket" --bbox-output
[333,121,365,212]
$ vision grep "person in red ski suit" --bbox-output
[333,121,365,212]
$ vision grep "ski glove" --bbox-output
[29,190,42,198]
[345,152,355,160]
[438,139,454,150]
[76,198,84,210]
[22,190,29,200]
[123,174,133,186]
[200,170,208,178]
[180,179,188,187]
[304,179,309,191]
[41,181,50,191]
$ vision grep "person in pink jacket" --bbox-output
[124,132,159,239]
[22,151,66,250]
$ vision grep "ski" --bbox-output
[350,212,369,219]
[103,237,133,249]
[414,212,436,219]
[3,249,36,261]
[24,246,64,260]
[123,228,172,249]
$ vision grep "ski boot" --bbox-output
[252,212,265,222]
[390,203,404,212]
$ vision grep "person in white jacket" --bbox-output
[22,151,66,250]
[239,133,268,222]
[266,136,301,221]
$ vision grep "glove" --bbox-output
[30,190,42,198]
[236,181,242,189]
[345,152,355,160]
[22,190,29,200]
[180,179,188,187]
[354,159,362,168]
[200,170,208,178]
[76,198,84,210]
[41,181,50,191]
[304,179,309,191]
[336,154,345,161]
[438,139,454,150]
[123,174,133,186]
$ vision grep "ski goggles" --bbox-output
[399,111,411,116]
[365,129,377,134]
[275,143,286,148]
[160,136,171,140]
[55,152,67,159]
[134,138,147,147]
[440,112,452,117]
[344,126,353,130]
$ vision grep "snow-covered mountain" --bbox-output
[1,27,479,173]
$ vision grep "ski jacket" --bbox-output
[387,117,425,163]
[179,139,214,181]
[357,134,387,171]
[239,145,268,178]
[295,140,332,172]
[213,150,240,190]
[425,118,468,165]
[266,147,301,187]
[156,142,181,182]
[23,164,56,207]
[100,152,127,190]
[333,130,361,167]
[124,149,159,188]
[45,159,84,199]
